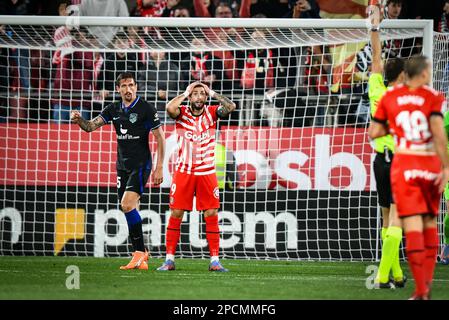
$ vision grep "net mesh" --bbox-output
[0,19,445,261]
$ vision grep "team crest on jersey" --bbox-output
[213,187,219,199]
[129,113,138,124]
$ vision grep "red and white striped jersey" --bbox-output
[175,105,219,175]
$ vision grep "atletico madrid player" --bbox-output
[158,81,236,272]
[71,72,166,270]
[369,55,449,299]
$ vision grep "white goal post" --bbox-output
[0,16,445,261]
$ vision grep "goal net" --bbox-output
[0,16,443,261]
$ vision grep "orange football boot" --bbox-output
[120,251,148,270]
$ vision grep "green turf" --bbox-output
[0,256,448,300]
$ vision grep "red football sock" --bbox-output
[166,216,182,255]
[405,231,427,296]
[205,215,220,257]
[423,227,439,287]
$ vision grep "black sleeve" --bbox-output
[99,103,114,124]
[148,103,161,130]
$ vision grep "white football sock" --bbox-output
[166,254,175,261]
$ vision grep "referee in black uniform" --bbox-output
[71,72,166,270]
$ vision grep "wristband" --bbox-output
[371,26,380,32]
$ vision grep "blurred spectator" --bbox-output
[79,0,129,47]
[0,0,32,121]
[188,37,226,93]
[193,1,243,93]
[161,0,181,16]
[131,0,166,17]
[239,0,290,18]
[172,5,190,17]
[0,0,30,15]
[384,0,402,19]
[287,0,320,18]
[194,0,237,17]
[96,32,139,104]
[138,51,181,114]
[304,45,330,126]
[193,0,216,17]
[237,30,275,95]
[51,28,95,123]
[438,0,449,32]
[44,0,73,15]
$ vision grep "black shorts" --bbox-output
[373,151,394,208]
[117,167,151,202]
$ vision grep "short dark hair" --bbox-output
[404,55,430,79]
[386,0,403,5]
[116,72,136,86]
[384,58,405,83]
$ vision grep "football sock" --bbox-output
[444,214,449,245]
[389,227,404,281]
[405,231,427,296]
[205,215,220,258]
[423,227,438,287]
[377,226,403,283]
[166,254,175,261]
[166,216,182,257]
[125,208,145,252]
[210,256,219,263]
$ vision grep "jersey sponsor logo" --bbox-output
[113,116,120,121]
[129,113,138,124]
[213,187,219,199]
[120,124,128,134]
[117,134,140,140]
[184,131,210,142]
[403,169,438,182]
[397,95,425,107]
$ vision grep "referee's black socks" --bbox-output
[125,208,146,252]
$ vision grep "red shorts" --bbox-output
[169,171,220,211]
[390,153,441,218]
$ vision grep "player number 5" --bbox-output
[117,176,121,189]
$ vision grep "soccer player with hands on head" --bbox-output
[158,81,236,272]
[369,55,449,300]
[71,72,166,271]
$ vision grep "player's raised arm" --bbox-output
[199,83,236,118]
[369,3,383,74]
[151,126,165,186]
[70,110,106,132]
[166,81,202,119]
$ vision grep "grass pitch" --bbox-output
[0,256,448,300]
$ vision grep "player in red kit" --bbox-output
[369,55,449,299]
[158,81,236,272]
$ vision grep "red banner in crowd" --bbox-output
[0,124,375,191]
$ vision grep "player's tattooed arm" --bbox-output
[215,93,236,118]
[165,95,183,119]
[71,111,105,132]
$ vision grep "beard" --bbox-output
[123,93,133,103]
[191,101,204,111]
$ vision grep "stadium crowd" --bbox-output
[0,0,448,126]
